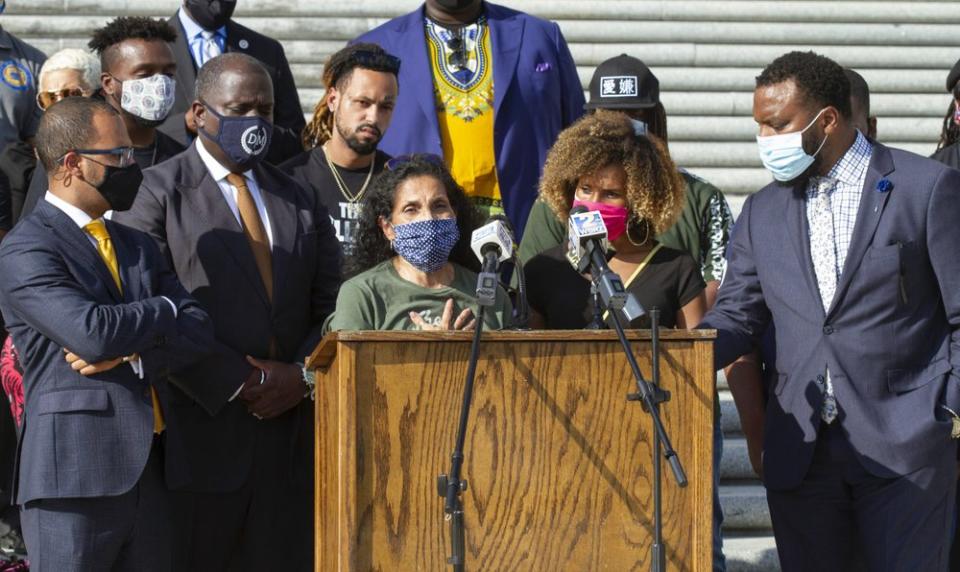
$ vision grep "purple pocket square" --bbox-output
[535,62,551,73]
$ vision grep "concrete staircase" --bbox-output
[14,1,960,570]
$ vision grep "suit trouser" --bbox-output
[766,422,956,572]
[20,436,170,572]
[170,422,310,572]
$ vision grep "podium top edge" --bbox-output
[327,329,716,342]
[305,329,717,370]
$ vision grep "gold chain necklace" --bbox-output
[322,143,375,203]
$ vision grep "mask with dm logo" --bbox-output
[118,74,176,127]
[390,218,461,274]
[572,198,629,242]
[198,101,273,170]
[756,108,829,182]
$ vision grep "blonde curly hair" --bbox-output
[539,109,685,236]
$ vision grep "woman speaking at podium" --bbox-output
[524,111,707,330]
[325,154,511,331]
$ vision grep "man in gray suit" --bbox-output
[115,53,341,570]
[0,97,217,570]
[700,51,960,570]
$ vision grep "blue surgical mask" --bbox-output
[756,108,828,182]
[391,218,460,274]
[630,118,648,137]
[199,101,273,170]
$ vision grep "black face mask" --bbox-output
[185,0,237,31]
[87,160,144,212]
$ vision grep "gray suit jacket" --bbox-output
[701,142,960,490]
[0,200,215,504]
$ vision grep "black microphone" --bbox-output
[470,215,513,306]
[568,205,627,311]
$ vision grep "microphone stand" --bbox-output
[604,290,687,572]
[510,253,530,329]
[439,251,497,571]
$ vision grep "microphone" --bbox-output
[567,205,627,311]
[470,215,514,306]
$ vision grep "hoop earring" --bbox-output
[627,219,650,247]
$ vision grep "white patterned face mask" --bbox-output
[119,74,176,125]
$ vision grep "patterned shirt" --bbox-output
[424,16,503,218]
[805,130,873,281]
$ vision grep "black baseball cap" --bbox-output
[585,54,660,110]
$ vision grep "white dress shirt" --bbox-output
[194,139,275,248]
[44,192,178,378]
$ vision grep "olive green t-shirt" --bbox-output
[326,259,512,331]
[517,170,733,283]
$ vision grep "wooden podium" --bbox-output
[307,330,716,571]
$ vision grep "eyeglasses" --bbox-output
[445,34,468,71]
[349,50,402,75]
[36,87,85,110]
[386,153,445,171]
[60,147,137,168]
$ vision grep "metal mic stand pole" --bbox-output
[437,305,487,572]
[605,303,687,572]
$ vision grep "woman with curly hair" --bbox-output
[525,110,707,329]
[326,154,512,331]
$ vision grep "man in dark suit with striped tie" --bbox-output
[115,52,341,571]
[0,97,218,571]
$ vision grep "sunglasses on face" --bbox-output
[445,36,468,71]
[59,147,137,168]
[37,87,85,110]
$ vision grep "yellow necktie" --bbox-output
[225,173,273,302]
[84,220,165,434]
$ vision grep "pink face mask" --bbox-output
[572,199,629,241]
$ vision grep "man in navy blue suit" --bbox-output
[0,96,218,571]
[700,51,960,570]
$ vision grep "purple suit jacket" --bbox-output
[354,3,585,238]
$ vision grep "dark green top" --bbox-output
[517,170,733,283]
[326,259,512,331]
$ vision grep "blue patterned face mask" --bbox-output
[391,218,461,274]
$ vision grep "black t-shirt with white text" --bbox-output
[280,147,390,256]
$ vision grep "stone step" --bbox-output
[725,535,782,572]
[719,390,742,436]
[720,484,772,531]
[15,15,960,47]
[721,436,760,481]
[17,0,960,26]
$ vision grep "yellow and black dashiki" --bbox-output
[425,16,504,219]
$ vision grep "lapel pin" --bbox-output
[875,178,893,193]
[940,404,960,439]
[239,39,249,50]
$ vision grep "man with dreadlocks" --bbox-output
[280,43,399,258]
[931,58,960,169]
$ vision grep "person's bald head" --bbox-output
[192,53,275,171]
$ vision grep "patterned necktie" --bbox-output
[84,220,165,433]
[808,178,838,424]
[200,30,222,66]
[225,173,273,302]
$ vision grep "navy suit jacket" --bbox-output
[0,200,215,504]
[113,145,341,492]
[354,3,585,238]
[701,142,960,490]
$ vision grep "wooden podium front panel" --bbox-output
[314,332,714,571]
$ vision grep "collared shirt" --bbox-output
[43,191,179,378]
[177,7,226,68]
[0,26,45,146]
[194,139,275,248]
[805,130,873,280]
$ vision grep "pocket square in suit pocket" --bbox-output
[535,62,552,73]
